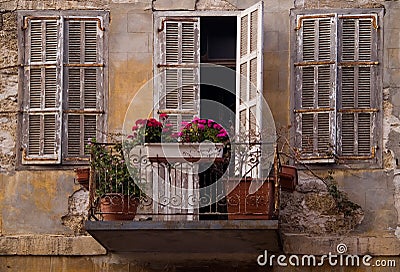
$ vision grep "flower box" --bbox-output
[145,142,224,163]
[226,178,276,220]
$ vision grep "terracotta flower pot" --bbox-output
[279,165,298,192]
[99,194,139,221]
[74,168,90,190]
[226,178,275,220]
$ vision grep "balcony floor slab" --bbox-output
[85,220,280,254]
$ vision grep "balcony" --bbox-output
[84,142,293,256]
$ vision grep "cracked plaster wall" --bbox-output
[1,0,400,260]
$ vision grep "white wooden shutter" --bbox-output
[337,15,378,158]
[22,18,62,164]
[235,1,264,177]
[64,19,105,160]
[294,15,336,162]
[155,17,200,132]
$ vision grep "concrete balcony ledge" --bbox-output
[0,235,106,256]
[85,220,280,254]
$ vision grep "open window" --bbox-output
[154,1,264,177]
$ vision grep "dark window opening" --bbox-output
[199,17,236,220]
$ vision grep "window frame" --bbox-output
[290,8,384,169]
[16,10,109,169]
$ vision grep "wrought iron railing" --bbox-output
[87,142,284,221]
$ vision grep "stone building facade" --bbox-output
[0,0,400,271]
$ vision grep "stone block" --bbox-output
[264,69,279,91]
[365,188,394,211]
[195,0,237,10]
[109,33,150,53]
[127,12,152,33]
[386,8,400,29]
[0,235,106,255]
[110,12,128,34]
[236,0,261,10]
[279,68,288,91]
[279,0,294,10]
[110,53,129,72]
[278,31,289,51]
[263,0,280,12]
[94,258,129,272]
[385,27,400,49]
[51,257,95,272]
[388,49,400,69]
[264,31,279,52]
[3,256,52,272]
[110,2,153,12]
[265,12,289,33]
[386,69,400,88]
[153,0,195,10]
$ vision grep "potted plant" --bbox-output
[88,139,143,221]
[127,116,230,163]
[74,167,90,190]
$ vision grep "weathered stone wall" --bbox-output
[1,0,400,270]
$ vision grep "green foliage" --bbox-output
[88,139,142,197]
[325,170,361,216]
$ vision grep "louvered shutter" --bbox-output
[155,18,200,132]
[294,15,336,161]
[337,15,378,158]
[64,19,105,160]
[22,18,62,164]
[235,1,264,177]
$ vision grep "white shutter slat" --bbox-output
[296,15,336,161]
[318,19,331,61]
[43,114,57,155]
[85,21,98,63]
[157,18,200,132]
[301,114,314,154]
[28,115,41,156]
[302,20,315,61]
[23,18,62,164]
[358,113,371,155]
[338,16,375,158]
[67,115,81,157]
[240,15,248,58]
[302,66,314,108]
[68,21,81,63]
[342,19,355,61]
[84,115,97,154]
[236,1,263,176]
[182,23,195,63]
[45,68,57,108]
[30,21,43,63]
[342,67,355,108]
[84,68,97,109]
[45,21,58,62]
[358,19,372,61]
[318,66,331,107]
[181,69,195,110]
[341,113,355,155]
[165,69,179,109]
[317,113,330,153]
[29,68,42,108]
[68,68,81,109]
[166,22,179,63]
[358,67,371,108]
